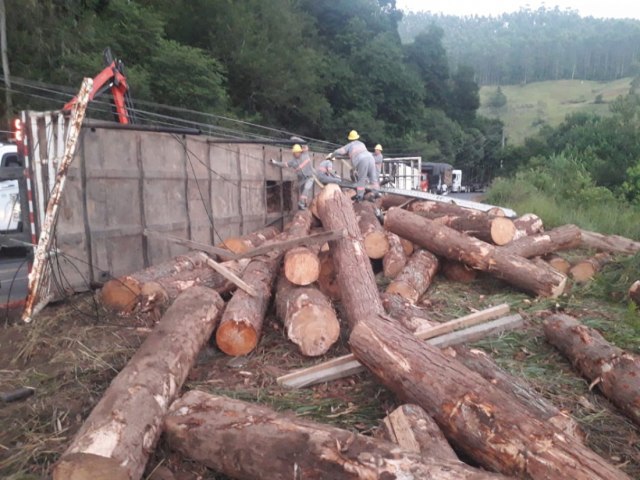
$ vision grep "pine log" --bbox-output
[408,200,516,245]
[386,249,439,304]
[569,252,612,283]
[380,193,413,210]
[544,254,572,274]
[382,404,458,461]
[629,280,640,306]
[316,184,384,328]
[382,232,407,278]
[399,237,415,256]
[220,226,279,254]
[349,314,631,479]
[53,287,224,480]
[215,254,281,356]
[275,275,340,356]
[216,211,312,356]
[544,314,640,426]
[385,207,567,298]
[442,346,584,441]
[282,210,318,285]
[100,252,247,315]
[354,201,389,259]
[316,249,341,301]
[441,260,478,283]
[487,207,506,217]
[512,213,544,240]
[580,229,640,254]
[164,390,506,480]
[380,292,434,332]
[502,224,581,258]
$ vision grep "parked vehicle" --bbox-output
[422,162,453,195]
[0,143,23,233]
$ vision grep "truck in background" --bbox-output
[422,162,453,195]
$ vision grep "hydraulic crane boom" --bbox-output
[63,47,135,124]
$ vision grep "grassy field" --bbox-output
[479,78,633,145]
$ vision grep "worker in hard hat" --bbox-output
[270,143,315,210]
[373,144,383,176]
[326,130,379,201]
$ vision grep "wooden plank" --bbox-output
[144,229,237,261]
[277,307,518,389]
[232,228,346,260]
[199,253,258,297]
[414,303,510,341]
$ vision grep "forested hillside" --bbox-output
[400,8,640,85]
[0,0,503,184]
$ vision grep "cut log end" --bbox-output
[442,261,477,283]
[284,248,320,286]
[491,217,517,245]
[288,304,341,357]
[546,254,571,274]
[363,231,390,259]
[100,277,141,313]
[629,280,640,306]
[399,238,414,256]
[386,280,419,304]
[215,321,258,356]
[221,238,250,254]
[53,452,130,480]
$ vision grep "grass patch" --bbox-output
[479,78,633,145]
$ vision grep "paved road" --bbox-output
[0,252,29,305]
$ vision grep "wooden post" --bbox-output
[53,287,224,480]
[275,275,340,356]
[386,249,439,304]
[164,390,507,480]
[544,314,640,427]
[385,207,567,298]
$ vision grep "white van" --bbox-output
[0,144,22,232]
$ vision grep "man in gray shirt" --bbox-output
[271,144,315,210]
[327,130,379,201]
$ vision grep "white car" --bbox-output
[0,144,22,233]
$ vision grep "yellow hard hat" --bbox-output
[347,130,359,141]
[375,144,383,151]
[292,144,302,153]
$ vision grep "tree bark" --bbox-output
[502,224,581,258]
[382,232,407,278]
[544,314,640,427]
[380,193,413,210]
[580,229,640,254]
[569,252,612,283]
[353,201,389,259]
[399,237,414,256]
[385,208,567,298]
[441,260,477,283]
[349,314,630,479]
[316,184,383,328]
[100,252,247,315]
[442,346,584,441]
[215,252,281,356]
[221,226,279,254]
[386,249,439,304]
[381,404,458,461]
[629,280,640,306]
[164,390,506,480]
[512,213,544,240]
[380,292,434,332]
[408,201,516,245]
[53,287,224,480]
[275,275,340,357]
[487,207,506,217]
[316,249,341,301]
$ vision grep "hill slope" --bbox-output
[478,78,633,145]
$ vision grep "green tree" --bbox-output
[486,86,507,109]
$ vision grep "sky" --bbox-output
[395,0,640,20]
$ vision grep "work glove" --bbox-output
[325,153,334,160]
[270,158,277,164]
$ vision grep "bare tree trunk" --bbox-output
[544,314,640,427]
[0,0,12,118]
[386,249,439,304]
[53,287,224,480]
[164,390,506,480]
[385,208,567,298]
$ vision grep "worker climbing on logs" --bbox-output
[271,143,315,210]
[373,143,384,176]
[315,156,342,185]
[327,130,380,201]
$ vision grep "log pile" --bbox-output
[76,185,640,479]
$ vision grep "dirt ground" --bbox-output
[1,264,639,479]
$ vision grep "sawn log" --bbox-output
[53,287,224,480]
[501,224,581,258]
[580,229,640,254]
[354,201,389,259]
[382,232,407,278]
[221,226,279,254]
[386,249,439,304]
